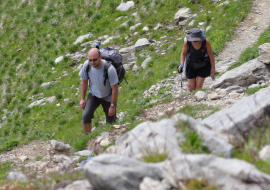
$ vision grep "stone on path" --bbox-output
[202,90,270,135]
[50,140,71,152]
[7,172,28,182]
[194,91,207,101]
[225,85,244,93]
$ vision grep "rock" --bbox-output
[135,38,150,51]
[18,155,28,162]
[102,36,116,45]
[74,150,93,156]
[215,60,236,73]
[129,23,141,30]
[64,98,70,102]
[165,154,270,189]
[100,140,110,147]
[96,0,102,8]
[206,25,212,32]
[140,177,171,190]
[141,57,152,69]
[132,64,139,72]
[41,81,54,87]
[208,93,219,100]
[201,90,270,135]
[116,1,135,11]
[53,155,79,168]
[225,86,244,93]
[73,34,92,45]
[211,58,267,89]
[84,154,164,190]
[16,62,26,71]
[259,145,270,161]
[71,54,86,64]
[154,23,163,30]
[119,46,136,65]
[114,119,184,159]
[188,20,195,26]
[65,180,93,190]
[178,20,187,26]
[194,91,207,101]
[248,84,260,89]
[123,62,135,71]
[7,172,28,182]
[55,56,64,63]
[174,8,190,24]
[28,96,56,108]
[229,92,238,98]
[172,114,233,157]
[50,140,71,151]
[258,43,270,64]
[142,26,149,31]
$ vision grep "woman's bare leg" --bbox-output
[196,77,206,90]
[187,78,196,92]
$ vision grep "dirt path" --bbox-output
[216,0,270,61]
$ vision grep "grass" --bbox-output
[179,104,220,119]
[245,85,268,95]
[141,146,168,163]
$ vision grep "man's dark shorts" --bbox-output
[82,93,117,124]
[186,63,211,79]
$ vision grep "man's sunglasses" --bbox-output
[89,57,99,62]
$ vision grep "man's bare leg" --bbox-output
[82,123,92,134]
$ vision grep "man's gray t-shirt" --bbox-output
[79,59,119,102]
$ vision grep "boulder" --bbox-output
[172,114,233,157]
[211,58,267,89]
[113,119,184,160]
[201,90,270,135]
[119,46,136,64]
[165,154,270,189]
[258,43,270,64]
[116,1,135,11]
[141,57,152,69]
[73,34,92,45]
[174,8,190,24]
[123,62,135,71]
[135,38,150,51]
[84,154,164,190]
[140,177,171,190]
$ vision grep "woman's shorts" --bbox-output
[186,63,211,79]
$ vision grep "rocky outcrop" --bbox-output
[201,90,270,135]
[259,43,270,64]
[135,38,150,51]
[211,58,267,89]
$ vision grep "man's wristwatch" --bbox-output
[110,104,116,107]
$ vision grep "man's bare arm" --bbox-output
[80,79,88,109]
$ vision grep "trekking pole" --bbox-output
[180,65,183,87]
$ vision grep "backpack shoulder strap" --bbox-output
[86,61,92,87]
[203,39,207,52]
[187,40,191,53]
[103,61,111,86]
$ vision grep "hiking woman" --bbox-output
[178,28,215,92]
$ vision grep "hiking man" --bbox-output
[178,28,215,92]
[79,48,118,134]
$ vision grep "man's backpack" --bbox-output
[86,46,128,86]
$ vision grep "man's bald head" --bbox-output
[88,48,101,57]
